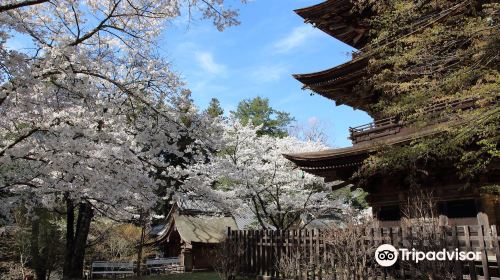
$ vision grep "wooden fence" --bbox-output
[228,225,500,279]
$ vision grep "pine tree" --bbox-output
[206,98,224,118]
[232,96,295,137]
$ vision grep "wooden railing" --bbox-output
[90,261,135,278]
[349,97,478,144]
[229,224,500,279]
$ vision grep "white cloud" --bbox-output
[195,51,227,75]
[250,64,288,83]
[273,25,322,53]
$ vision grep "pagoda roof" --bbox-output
[294,0,370,49]
[293,57,372,112]
[283,123,442,187]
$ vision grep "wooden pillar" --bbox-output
[181,243,193,272]
[477,195,498,228]
[372,206,381,221]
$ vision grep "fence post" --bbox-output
[397,227,405,279]
[407,226,416,280]
[258,230,263,276]
[252,230,256,274]
[292,230,297,280]
[478,212,490,228]
[243,230,248,273]
[315,229,320,280]
[309,229,314,279]
[491,226,500,277]
[464,225,478,280]
[478,225,491,279]
[297,230,302,280]
[451,225,463,279]
[270,230,274,278]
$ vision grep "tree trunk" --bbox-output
[63,199,93,280]
[136,215,147,277]
[63,198,75,278]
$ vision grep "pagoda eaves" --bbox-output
[284,121,444,187]
[294,0,369,49]
[293,57,372,113]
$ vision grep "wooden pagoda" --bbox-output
[285,0,500,227]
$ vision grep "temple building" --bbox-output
[284,0,500,227]
[149,197,238,271]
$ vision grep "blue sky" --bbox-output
[162,0,372,147]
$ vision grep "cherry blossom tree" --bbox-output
[186,121,340,230]
[0,0,243,278]
[289,117,330,145]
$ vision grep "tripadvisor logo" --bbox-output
[375,244,481,267]
[375,244,398,267]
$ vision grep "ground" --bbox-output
[127,272,253,280]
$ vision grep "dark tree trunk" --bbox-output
[69,202,93,278]
[63,199,93,280]
[63,198,75,278]
[136,220,146,276]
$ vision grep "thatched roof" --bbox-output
[173,213,237,244]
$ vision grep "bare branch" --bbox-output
[0,0,49,13]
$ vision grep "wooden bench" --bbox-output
[90,261,135,279]
[145,257,182,274]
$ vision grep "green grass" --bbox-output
[126,272,252,280]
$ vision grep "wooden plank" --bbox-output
[397,227,405,280]
[305,230,309,280]
[253,230,257,274]
[308,229,313,279]
[242,230,247,273]
[276,230,281,279]
[237,230,241,272]
[248,230,252,274]
[315,229,321,280]
[491,226,500,277]
[263,230,267,276]
[292,230,297,280]
[270,230,275,277]
[262,229,269,275]
[297,230,302,280]
[286,230,290,261]
[465,225,478,280]
[279,229,283,270]
[478,225,491,279]
[258,230,263,276]
[242,230,246,273]
[323,229,328,277]
[382,228,388,280]
[452,225,464,279]
[408,226,416,280]
[238,230,247,269]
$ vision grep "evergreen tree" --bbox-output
[206,98,224,118]
[232,96,294,137]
